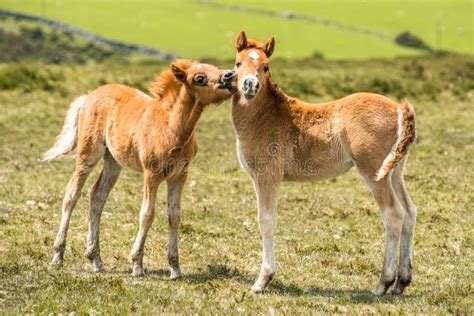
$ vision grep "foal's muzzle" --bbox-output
[242,76,260,100]
[219,70,238,93]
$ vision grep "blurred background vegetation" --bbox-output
[0,0,472,60]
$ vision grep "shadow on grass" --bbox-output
[90,264,417,303]
[98,268,170,277]
[180,263,254,285]
[181,267,417,303]
[268,281,418,303]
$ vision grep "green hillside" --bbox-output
[1,0,472,59]
[216,0,473,54]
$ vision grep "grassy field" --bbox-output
[216,0,473,53]
[0,53,473,313]
[1,0,472,59]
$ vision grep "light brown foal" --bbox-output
[231,32,417,295]
[44,60,236,277]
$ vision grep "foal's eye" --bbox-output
[263,64,269,73]
[193,74,208,86]
[235,62,242,68]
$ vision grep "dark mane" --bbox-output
[267,75,289,104]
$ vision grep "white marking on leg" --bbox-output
[251,179,279,293]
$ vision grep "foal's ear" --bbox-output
[236,31,248,52]
[171,63,187,82]
[263,36,275,57]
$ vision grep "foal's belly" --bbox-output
[105,129,143,171]
[105,117,144,172]
[106,141,143,172]
[283,158,354,182]
[283,134,354,182]
[237,140,354,182]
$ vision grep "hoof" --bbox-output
[170,269,182,280]
[50,260,63,268]
[391,286,404,295]
[372,283,390,296]
[251,284,266,294]
[391,278,411,295]
[50,254,64,267]
[91,259,104,273]
[132,265,145,277]
[132,271,145,277]
[251,274,274,294]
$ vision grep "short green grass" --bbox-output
[0,56,473,313]
[1,0,472,59]
[217,0,473,54]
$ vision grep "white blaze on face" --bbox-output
[248,50,260,65]
[248,50,260,60]
[196,64,203,69]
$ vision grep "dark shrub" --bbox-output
[279,73,321,97]
[0,63,66,94]
[395,31,433,52]
[311,51,325,60]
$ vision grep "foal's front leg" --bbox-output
[251,177,280,293]
[166,174,187,279]
[130,171,161,276]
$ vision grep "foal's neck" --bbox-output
[168,87,204,146]
[232,79,290,131]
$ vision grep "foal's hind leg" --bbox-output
[51,157,102,265]
[391,158,417,294]
[359,170,404,295]
[85,151,122,272]
[166,174,186,279]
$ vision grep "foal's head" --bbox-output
[170,59,237,105]
[233,31,275,106]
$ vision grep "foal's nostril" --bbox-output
[243,79,249,88]
[243,78,259,90]
[222,71,236,82]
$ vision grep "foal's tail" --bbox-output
[43,95,87,162]
[375,100,416,181]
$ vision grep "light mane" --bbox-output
[149,70,182,100]
[149,59,197,100]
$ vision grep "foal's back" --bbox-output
[78,84,165,172]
